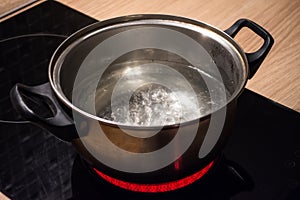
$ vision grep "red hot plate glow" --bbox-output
[93,160,215,193]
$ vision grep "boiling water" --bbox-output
[73,60,231,126]
[100,84,199,126]
[96,65,230,126]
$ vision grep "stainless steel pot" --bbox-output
[10,15,273,192]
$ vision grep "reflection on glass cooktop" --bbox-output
[0,1,299,200]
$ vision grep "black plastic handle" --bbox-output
[225,19,274,79]
[10,82,77,142]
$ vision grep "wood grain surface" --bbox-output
[0,0,37,18]
[56,0,300,112]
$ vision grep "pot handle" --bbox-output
[10,82,77,142]
[225,19,274,79]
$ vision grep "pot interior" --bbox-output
[52,17,247,127]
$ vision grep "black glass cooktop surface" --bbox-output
[0,1,299,200]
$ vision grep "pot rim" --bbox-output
[48,14,249,129]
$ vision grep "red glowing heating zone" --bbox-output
[93,160,215,193]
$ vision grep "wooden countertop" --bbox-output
[56,0,300,112]
[0,0,37,18]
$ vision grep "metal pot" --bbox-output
[10,15,273,192]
